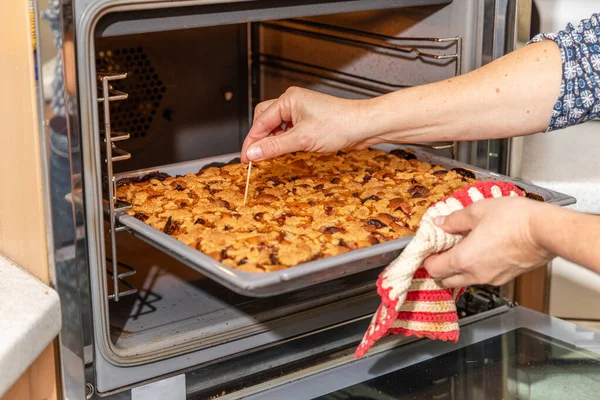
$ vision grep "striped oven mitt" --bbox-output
[355,181,524,358]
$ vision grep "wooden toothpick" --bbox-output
[243,161,252,207]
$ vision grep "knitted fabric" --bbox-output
[355,181,524,358]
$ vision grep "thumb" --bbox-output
[246,127,308,162]
[434,208,475,234]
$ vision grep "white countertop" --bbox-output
[0,254,61,397]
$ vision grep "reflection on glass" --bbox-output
[318,328,600,400]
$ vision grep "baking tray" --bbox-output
[109,145,575,297]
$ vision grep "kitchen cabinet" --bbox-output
[0,0,60,398]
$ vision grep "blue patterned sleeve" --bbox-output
[42,0,69,116]
[529,13,600,131]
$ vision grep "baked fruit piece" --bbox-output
[116,148,476,273]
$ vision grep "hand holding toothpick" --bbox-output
[243,161,252,207]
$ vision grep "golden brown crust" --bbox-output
[116,149,475,273]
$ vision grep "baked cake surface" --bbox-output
[116,149,476,273]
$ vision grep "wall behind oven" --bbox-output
[521,0,600,320]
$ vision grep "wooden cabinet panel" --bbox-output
[2,344,58,400]
[514,265,549,313]
[0,0,59,398]
[0,0,50,284]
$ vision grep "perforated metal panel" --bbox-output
[95,25,248,172]
[96,47,166,141]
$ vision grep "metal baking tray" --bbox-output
[112,144,576,297]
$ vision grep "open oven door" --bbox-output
[200,307,600,400]
[44,0,576,398]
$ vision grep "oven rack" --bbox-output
[110,146,576,298]
[98,71,137,302]
[105,258,137,300]
[257,19,461,156]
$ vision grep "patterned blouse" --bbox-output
[42,0,69,117]
[530,13,600,131]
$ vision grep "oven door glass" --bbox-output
[318,328,600,399]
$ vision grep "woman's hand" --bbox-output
[241,87,380,163]
[241,40,562,163]
[423,197,554,288]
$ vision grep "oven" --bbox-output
[33,0,596,399]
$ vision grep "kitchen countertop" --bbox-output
[0,254,61,397]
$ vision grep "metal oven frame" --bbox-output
[32,0,520,398]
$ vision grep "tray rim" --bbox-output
[113,145,577,297]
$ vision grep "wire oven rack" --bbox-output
[111,146,575,298]
[256,19,462,156]
[98,72,137,302]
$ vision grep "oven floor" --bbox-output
[107,231,379,359]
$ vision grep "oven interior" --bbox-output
[97,8,461,174]
[86,1,511,394]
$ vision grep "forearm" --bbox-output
[532,205,600,274]
[366,40,562,143]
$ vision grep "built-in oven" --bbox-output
[32,0,599,399]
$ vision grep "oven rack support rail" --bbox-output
[257,19,461,158]
[98,71,137,302]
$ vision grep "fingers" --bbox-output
[424,235,475,280]
[434,208,476,234]
[246,127,311,161]
[424,248,474,288]
[252,99,276,123]
[423,249,460,280]
[252,98,291,137]
[441,274,472,288]
[241,98,292,163]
